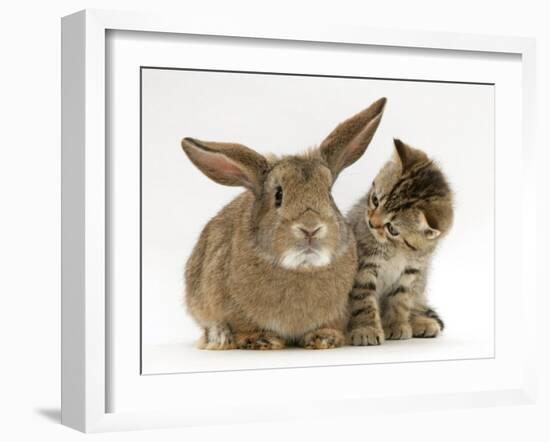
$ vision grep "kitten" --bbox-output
[346,139,453,345]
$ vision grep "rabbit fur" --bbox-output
[180,97,386,350]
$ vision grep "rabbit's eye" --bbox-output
[372,193,379,207]
[385,223,399,236]
[274,186,283,207]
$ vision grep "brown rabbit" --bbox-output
[180,98,386,350]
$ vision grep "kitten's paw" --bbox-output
[348,326,385,346]
[302,328,345,349]
[235,332,286,350]
[412,317,442,338]
[384,322,413,340]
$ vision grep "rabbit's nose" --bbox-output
[293,223,326,242]
[299,226,322,239]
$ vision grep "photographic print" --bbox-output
[140,68,494,374]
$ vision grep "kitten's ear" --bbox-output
[181,137,268,194]
[424,227,441,239]
[393,139,428,172]
[419,210,441,240]
[319,97,386,181]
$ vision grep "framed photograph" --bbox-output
[61,9,537,432]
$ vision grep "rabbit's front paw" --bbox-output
[198,323,236,350]
[301,328,345,349]
[235,331,286,350]
[384,322,412,340]
[348,325,385,346]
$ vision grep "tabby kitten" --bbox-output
[346,139,453,345]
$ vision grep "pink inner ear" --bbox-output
[344,136,365,163]
[192,147,250,186]
[206,152,242,177]
[337,124,371,170]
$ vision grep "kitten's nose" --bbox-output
[368,213,384,229]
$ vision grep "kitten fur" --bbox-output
[346,139,453,345]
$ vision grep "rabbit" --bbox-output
[180,97,386,350]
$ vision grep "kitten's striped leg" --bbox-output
[382,286,413,340]
[347,262,384,346]
[411,306,444,338]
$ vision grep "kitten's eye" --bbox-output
[372,193,379,207]
[274,186,283,207]
[386,223,399,236]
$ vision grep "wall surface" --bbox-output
[0,1,548,441]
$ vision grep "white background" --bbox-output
[0,1,548,441]
[141,68,494,373]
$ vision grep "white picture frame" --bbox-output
[61,9,537,433]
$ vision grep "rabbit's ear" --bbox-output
[393,138,428,172]
[319,97,386,181]
[181,138,268,193]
